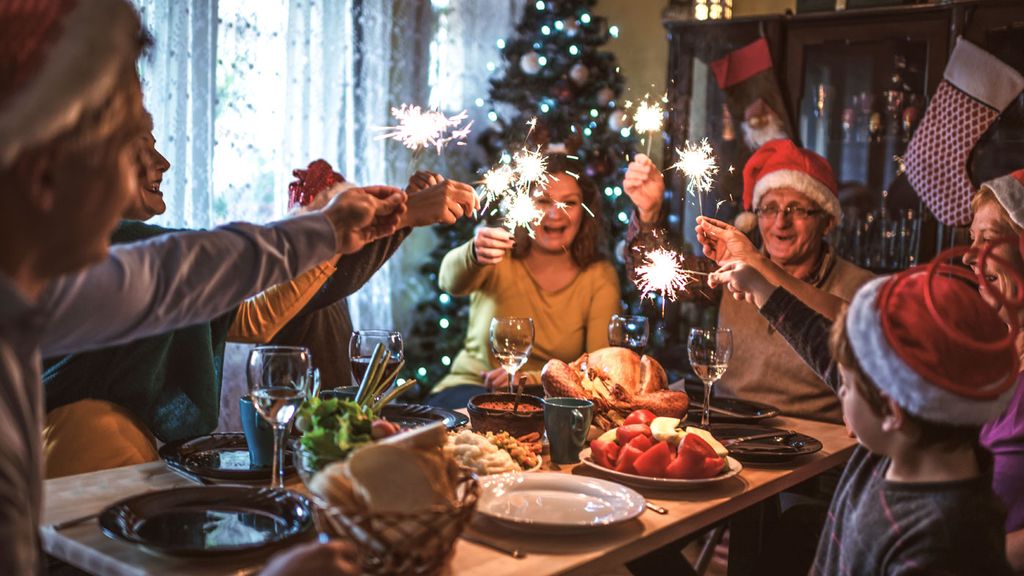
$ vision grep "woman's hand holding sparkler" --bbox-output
[473,226,515,265]
[707,261,778,309]
[695,216,761,265]
[401,171,479,227]
[623,153,665,225]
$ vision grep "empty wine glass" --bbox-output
[608,315,650,356]
[489,317,534,394]
[247,345,311,489]
[687,328,733,427]
[349,330,403,388]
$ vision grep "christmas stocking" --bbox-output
[710,38,793,150]
[905,38,1024,226]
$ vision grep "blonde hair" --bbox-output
[972,187,1023,235]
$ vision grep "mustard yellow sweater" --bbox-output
[434,240,621,392]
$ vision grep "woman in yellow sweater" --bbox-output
[429,154,621,409]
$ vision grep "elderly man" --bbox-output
[0,1,405,573]
[624,139,873,423]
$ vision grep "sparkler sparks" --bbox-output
[672,138,719,194]
[375,105,473,155]
[634,248,696,310]
[514,148,550,188]
[503,192,545,236]
[632,99,664,135]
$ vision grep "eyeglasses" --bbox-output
[755,205,823,221]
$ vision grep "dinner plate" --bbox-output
[99,486,313,558]
[476,472,645,533]
[686,396,781,423]
[706,423,823,463]
[319,390,468,429]
[159,433,294,483]
[579,448,743,489]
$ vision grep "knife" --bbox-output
[721,430,797,446]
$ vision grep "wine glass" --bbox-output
[349,330,403,389]
[608,314,649,356]
[247,345,311,489]
[687,328,733,427]
[489,317,534,394]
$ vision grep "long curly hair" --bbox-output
[511,154,609,269]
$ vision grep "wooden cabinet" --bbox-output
[662,0,1024,265]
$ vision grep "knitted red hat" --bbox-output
[288,159,353,213]
[0,0,141,168]
[846,254,1020,425]
[980,169,1024,229]
[742,139,840,221]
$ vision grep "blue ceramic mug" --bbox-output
[239,395,274,468]
[543,397,594,464]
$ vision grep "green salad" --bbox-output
[295,397,376,467]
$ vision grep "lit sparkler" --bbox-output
[634,247,697,315]
[628,93,665,156]
[502,191,545,236]
[514,148,550,189]
[672,138,719,217]
[375,104,473,156]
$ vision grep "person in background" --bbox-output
[428,154,621,409]
[624,139,873,424]
[704,168,1024,573]
[271,167,477,392]
[0,1,403,573]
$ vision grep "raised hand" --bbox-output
[402,171,479,228]
[695,216,759,265]
[473,226,515,265]
[321,185,407,255]
[623,153,665,224]
[707,260,777,309]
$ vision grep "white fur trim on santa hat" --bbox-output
[0,0,140,168]
[846,276,1016,426]
[982,174,1024,230]
[751,169,841,222]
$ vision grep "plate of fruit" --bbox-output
[580,410,741,489]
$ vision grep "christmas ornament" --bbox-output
[597,87,615,106]
[520,51,541,75]
[608,109,626,131]
[552,80,574,103]
[905,38,1024,226]
[289,159,344,209]
[564,19,579,36]
[709,38,792,151]
[569,62,590,86]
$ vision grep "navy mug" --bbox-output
[239,395,274,469]
[543,397,594,464]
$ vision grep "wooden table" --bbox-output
[42,416,856,576]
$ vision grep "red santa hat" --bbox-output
[980,169,1024,229]
[845,256,1019,425]
[288,159,355,213]
[742,138,841,222]
[0,0,142,168]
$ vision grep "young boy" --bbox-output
[710,260,1016,574]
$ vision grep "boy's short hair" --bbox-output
[830,308,981,450]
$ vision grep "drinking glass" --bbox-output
[687,328,733,427]
[349,330,403,388]
[608,315,649,356]
[247,345,311,489]
[489,317,534,394]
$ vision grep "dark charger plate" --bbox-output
[99,486,313,558]
[318,388,468,429]
[707,423,823,463]
[685,394,781,424]
[159,433,293,483]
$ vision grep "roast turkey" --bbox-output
[541,347,689,431]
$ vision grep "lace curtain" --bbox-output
[131,0,524,429]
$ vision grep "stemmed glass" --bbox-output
[608,315,649,355]
[349,330,403,388]
[687,328,733,427]
[247,345,311,489]
[489,317,534,394]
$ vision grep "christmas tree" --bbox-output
[405,0,639,389]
